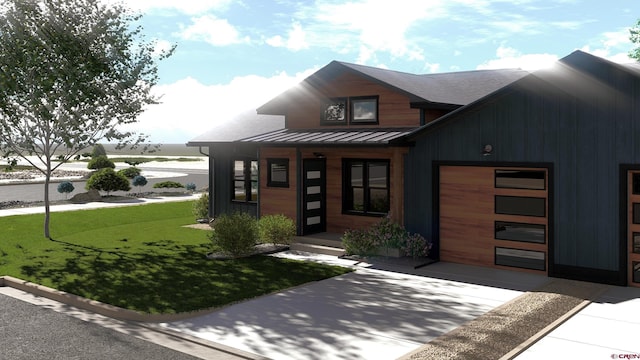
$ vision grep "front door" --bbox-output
[302,158,326,235]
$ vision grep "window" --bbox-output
[495,170,545,190]
[495,196,546,217]
[495,221,545,243]
[232,159,258,202]
[495,247,545,271]
[634,204,640,224]
[634,233,640,254]
[343,159,389,215]
[633,173,640,195]
[267,158,289,188]
[634,262,640,283]
[321,97,347,124]
[350,96,378,124]
[320,96,378,125]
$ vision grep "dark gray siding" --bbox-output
[405,59,640,279]
[210,145,258,218]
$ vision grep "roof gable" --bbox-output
[405,50,640,142]
[257,61,528,115]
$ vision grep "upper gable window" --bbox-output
[350,96,378,124]
[321,97,347,124]
[321,96,378,125]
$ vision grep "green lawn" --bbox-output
[0,202,351,314]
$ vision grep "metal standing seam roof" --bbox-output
[238,127,416,145]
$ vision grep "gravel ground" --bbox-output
[403,278,607,360]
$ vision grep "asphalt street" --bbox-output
[0,165,209,203]
[0,293,202,360]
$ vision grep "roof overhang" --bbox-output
[237,127,417,147]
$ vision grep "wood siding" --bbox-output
[287,72,421,129]
[439,166,548,274]
[259,146,407,235]
[405,56,640,285]
[259,148,298,222]
[627,171,640,288]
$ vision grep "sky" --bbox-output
[115,0,640,144]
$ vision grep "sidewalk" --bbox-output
[0,193,201,217]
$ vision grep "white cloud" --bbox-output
[477,45,558,70]
[131,69,317,143]
[105,0,234,15]
[580,28,635,64]
[266,22,309,51]
[152,39,174,57]
[178,15,249,46]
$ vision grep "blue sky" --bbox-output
[116,0,640,144]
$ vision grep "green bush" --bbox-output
[153,180,184,189]
[57,181,75,198]
[91,144,107,158]
[192,193,209,220]
[117,167,141,179]
[341,228,377,257]
[87,155,115,170]
[210,212,258,257]
[86,168,131,195]
[258,214,296,245]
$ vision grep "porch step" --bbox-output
[291,233,345,256]
[290,243,346,257]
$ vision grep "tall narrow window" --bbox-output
[343,159,389,215]
[232,159,258,203]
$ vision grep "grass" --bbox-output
[0,201,351,314]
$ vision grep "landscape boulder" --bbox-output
[70,189,102,203]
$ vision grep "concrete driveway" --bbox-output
[161,252,550,360]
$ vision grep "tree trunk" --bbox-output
[44,168,51,239]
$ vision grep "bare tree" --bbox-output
[0,0,174,238]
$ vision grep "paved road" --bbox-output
[0,293,203,360]
[0,168,209,203]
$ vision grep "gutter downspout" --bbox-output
[198,146,214,219]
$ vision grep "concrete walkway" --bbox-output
[161,252,550,360]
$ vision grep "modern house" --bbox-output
[189,50,640,287]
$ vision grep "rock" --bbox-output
[70,189,102,203]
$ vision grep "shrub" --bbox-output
[341,228,377,257]
[117,167,141,179]
[132,175,148,193]
[86,168,131,195]
[153,180,184,189]
[192,193,209,220]
[401,232,432,259]
[210,212,258,257]
[87,155,115,170]
[258,214,296,245]
[91,144,107,158]
[185,182,196,191]
[369,214,406,250]
[57,181,74,198]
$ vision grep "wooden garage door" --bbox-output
[439,166,548,273]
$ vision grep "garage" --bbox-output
[438,165,550,274]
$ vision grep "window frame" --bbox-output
[495,169,546,190]
[349,96,379,124]
[267,158,289,188]
[320,97,347,125]
[495,195,546,217]
[342,158,390,216]
[231,159,258,203]
[495,221,546,244]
